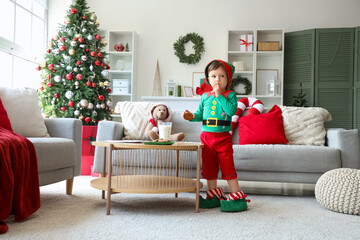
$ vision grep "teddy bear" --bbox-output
[144,104,185,141]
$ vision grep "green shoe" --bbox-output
[220,199,248,212]
[199,195,221,209]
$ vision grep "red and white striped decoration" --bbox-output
[231,97,264,131]
[206,187,227,200]
[228,191,251,202]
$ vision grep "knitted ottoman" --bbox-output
[315,168,360,215]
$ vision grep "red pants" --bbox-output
[200,131,237,180]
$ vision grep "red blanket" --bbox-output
[0,127,41,234]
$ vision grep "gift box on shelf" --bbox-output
[81,126,98,175]
[258,41,280,51]
[239,34,253,52]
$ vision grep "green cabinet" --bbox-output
[284,27,357,129]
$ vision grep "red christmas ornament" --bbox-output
[60,37,65,42]
[86,81,91,86]
[98,95,104,101]
[52,69,56,73]
[54,93,60,98]
[73,38,78,41]
[71,8,77,14]
[47,49,51,53]
[68,101,74,107]
[59,45,66,51]
[92,83,96,88]
[66,73,73,80]
[46,74,51,79]
[39,86,44,91]
[94,60,101,66]
[60,106,66,111]
[107,88,112,93]
[97,52,102,58]
[78,38,84,43]
[76,74,83,80]
[36,66,41,71]
[101,63,104,68]
[107,66,110,69]
[114,43,124,52]
[95,34,101,41]
[85,117,91,122]
[85,48,89,53]
[90,51,97,57]
[47,82,53,87]
[83,15,86,19]
[48,64,54,70]
[76,61,81,66]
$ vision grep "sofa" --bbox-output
[93,102,360,191]
[0,87,82,195]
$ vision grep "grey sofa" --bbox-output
[29,118,82,194]
[93,110,360,186]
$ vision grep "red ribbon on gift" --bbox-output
[239,35,253,51]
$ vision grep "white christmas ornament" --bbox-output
[89,65,94,71]
[66,66,72,71]
[92,111,98,116]
[106,100,112,107]
[54,75,61,82]
[73,67,78,72]
[75,81,79,86]
[103,58,109,65]
[65,91,74,99]
[82,28,87,33]
[80,99,89,108]
[87,103,94,109]
[80,67,83,71]
[74,110,80,116]
[70,40,77,47]
[81,56,87,61]
[96,104,101,109]
[104,80,110,87]
[80,44,85,48]
[100,103,105,109]
[87,35,93,41]
[101,70,108,77]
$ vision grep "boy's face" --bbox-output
[208,67,228,92]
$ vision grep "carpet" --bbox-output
[4,176,360,240]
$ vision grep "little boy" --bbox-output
[183,59,249,212]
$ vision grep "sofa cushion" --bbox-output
[114,101,156,140]
[233,144,341,173]
[279,106,331,146]
[0,87,50,137]
[237,105,288,145]
[0,98,13,131]
[28,137,75,172]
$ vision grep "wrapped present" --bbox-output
[82,126,98,156]
[239,34,253,52]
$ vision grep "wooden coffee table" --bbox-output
[91,141,203,214]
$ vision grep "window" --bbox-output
[0,0,48,89]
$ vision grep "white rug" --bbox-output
[5,176,360,240]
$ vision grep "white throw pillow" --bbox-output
[279,106,332,146]
[115,101,156,140]
[0,87,50,137]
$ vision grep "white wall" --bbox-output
[48,0,360,100]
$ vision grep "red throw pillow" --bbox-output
[238,105,288,145]
[0,98,13,132]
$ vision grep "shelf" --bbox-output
[111,114,121,117]
[107,70,132,74]
[255,95,282,98]
[228,51,254,56]
[234,71,253,74]
[110,93,131,96]
[107,51,132,56]
[256,51,283,56]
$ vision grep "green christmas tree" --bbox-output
[292,82,308,107]
[37,0,112,125]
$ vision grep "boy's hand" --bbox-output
[183,110,194,121]
[212,83,222,96]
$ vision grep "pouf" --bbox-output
[315,168,360,215]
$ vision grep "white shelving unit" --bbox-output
[101,30,137,118]
[227,29,284,108]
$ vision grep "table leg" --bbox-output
[106,144,113,215]
[175,150,179,198]
[102,147,107,199]
[195,146,201,213]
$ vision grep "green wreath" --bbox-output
[173,33,205,65]
[230,76,252,95]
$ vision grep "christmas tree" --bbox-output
[37,0,112,125]
[292,82,308,107]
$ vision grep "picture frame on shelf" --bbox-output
[183,86,194,97]
[192,72,205,94]
[256,69,278,95]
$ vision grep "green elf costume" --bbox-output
[188,59,250,212]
